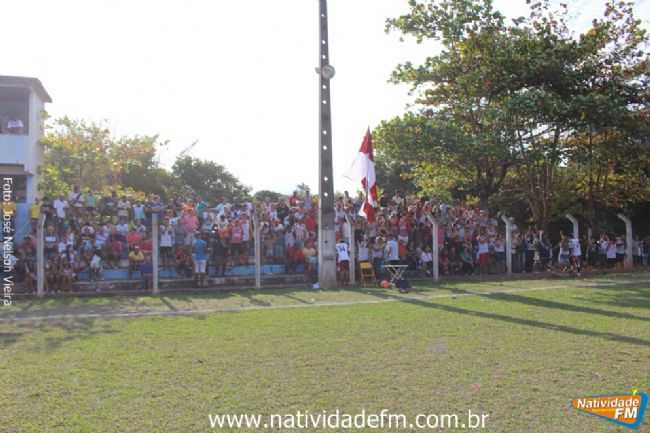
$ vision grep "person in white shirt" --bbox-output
[420,247,433,276]
[477,235,490,274]
[304,189,312,209]
[53,196,68,223]
[336,239,350,284]
[117,198,130,221]
[116,222,129,237]
[133,202,146,222]
[57,240,67,255]
[89,251,102,282]
[95,228,108,250]
[569,235,582,276]
[357,239,369,263]
[558,235,571,270]
[160,225,174,268]
[385,235,400,264]
[606,238,617,268]
[68,186,84,216]
[293,222,307,248]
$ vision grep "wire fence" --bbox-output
[7,211,649,297]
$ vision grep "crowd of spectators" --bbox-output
[11,186,650,293]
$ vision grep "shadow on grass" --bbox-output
[574,284,650,309]
[0,318,120,352]
[2,295,148,319]
[432,286,650,323]
[160,296,178,312]
[365,290,650,348]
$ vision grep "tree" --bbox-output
[172,156,250,202]
[384,0,650,228]
[40,117,169,197]
[373,114,482,203]
[254,190,286,203]
[385,0,517,209]
[504,0,650,230]
[41,117,113,194]
[561,0,650,231]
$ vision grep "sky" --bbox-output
[2,0,649,195]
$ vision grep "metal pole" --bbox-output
[617,214,634,270]
[254,214,261,289]
[36,215,45,297]
[344,214,355,285]
[317,0,337,289]
[152,212,159,294]
[426,215,439,283]
[501,215,513,276]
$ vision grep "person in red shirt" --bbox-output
[107,237,123,269]
[304,211,317,233]
[288,191,300,207]
[140,238,153,255]
[175,247,193,278]
[126,229,142,249]
[230,219,244,264]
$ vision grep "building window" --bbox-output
[0,87,30,135]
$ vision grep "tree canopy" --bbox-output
[378,0,650,230]
[40,117,250,202]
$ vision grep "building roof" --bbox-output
[0,75,52,103]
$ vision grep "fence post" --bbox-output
[501,215,513,276]
[426,215,440,283]
[617,214,634,270]
[565,214,579,240]
[152,212,159,294]
[254,214,261,289]
[344,214,355,285]
[36,215,45,297]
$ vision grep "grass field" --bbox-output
[1,273,649,433]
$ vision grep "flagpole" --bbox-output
[316,0,338,289]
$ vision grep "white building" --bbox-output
[0,76,52,240]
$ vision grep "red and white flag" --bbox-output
[345,128,378,223]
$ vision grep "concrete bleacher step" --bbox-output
[76,264,293,281]
[67,273,309,295]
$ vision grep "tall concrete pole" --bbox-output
[617,214,634,270]
[426,215,440,283]
[152,213,159,294]
[344,214,355,285]
[501,215,513,276]
[254,214,262,289]
[317,0,337,288]
[36,215,45,297]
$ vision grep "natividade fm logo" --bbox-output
[571,389,648,430]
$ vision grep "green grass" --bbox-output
[1,273,649,433]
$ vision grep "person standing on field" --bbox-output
[192,232,208,288]
[336,239,350,285]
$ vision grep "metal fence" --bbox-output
[23,211,645,296]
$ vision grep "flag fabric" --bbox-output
[344,128,377,223]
